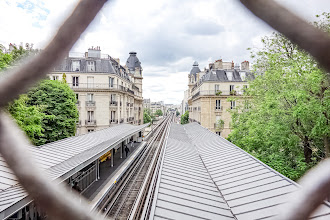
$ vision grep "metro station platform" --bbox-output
[83,141,142,201]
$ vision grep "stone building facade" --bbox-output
[187,59,252,137]
[49,47,144,135]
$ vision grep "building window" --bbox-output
[230,85,235,92]
[231,101,236,109]
[52,75,59,80]
[110,111,116,121]
[75,93,79,101]
[227,71,233,81]
[215,100,221,110]
[87,76,94,88]
[243,85,248,93]
[71,60,80,71]
[88,129,94,133]
[216,132,221,136]
[87,61,95,72]
[87,93,94,102]
[215,84,220,92]
[110,94,116,102]
[87,111,94,122]
[72,76,79,87]
[109,77,114,88]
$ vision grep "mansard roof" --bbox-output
[126,52,141,71]
[201,69,254,82]
[53,56,131,81]
[190,61,201,76]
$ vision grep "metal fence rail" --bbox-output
[0,0,329,219]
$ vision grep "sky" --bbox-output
[0,0,329,104]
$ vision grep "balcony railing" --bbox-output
[85,101,95,107]
[128,117,134,122]
[109,119,118,124]
[215,106,223,111]
[191,90,244,99]
[85,120,96,126]
[109,101,118,106]
[68,83,136,95]
[214,123,224,130]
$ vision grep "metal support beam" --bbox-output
[120,143,123,159]
[111,148,114,167]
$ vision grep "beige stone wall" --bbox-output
[48,71,143,135]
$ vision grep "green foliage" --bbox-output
[9,80,79,145]
[143,108,155,124]
[155,109,163,116]
[176,111,180,116]
[62,73,67,83]
[181,111,189,125]
[8,95,55,146]
[215,119,224,130]
[228,14,330,181]
[216,90,222,96]
[26,80,79,144]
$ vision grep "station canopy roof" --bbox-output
[0,123,148,219]
[150,123,330,220]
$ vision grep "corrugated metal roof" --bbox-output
[0,123,148,219]
[150,123,330,220]
[150,124,235,220]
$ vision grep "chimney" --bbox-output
[85,52,88,58]
[241,61,249,70]
[231,61,234,69]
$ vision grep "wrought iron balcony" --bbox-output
[85,101,95,107]
[215,106,223,112]
[191,90,244,98]
[109,101,118,106]
[109,119,118,124]
[68,83,137,96]
[85,120,96,126]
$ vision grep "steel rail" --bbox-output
[97,118,167,212]
[128,113,174,220]
[97,115,171,219]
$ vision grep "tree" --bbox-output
[8,95,55,146]
[24,80,79,144]
[155,109,163,116]
[181,111,189,125]
[228,14,330,180]
[0,44,12,70]
[176,111,180,116]
[143,108,152,124]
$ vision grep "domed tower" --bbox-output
[188,61,200,94]
[126,52,143,124]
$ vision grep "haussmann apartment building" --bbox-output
[49,47,144,135]
[187,59,253,138]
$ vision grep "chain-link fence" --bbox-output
[0,0,329,219]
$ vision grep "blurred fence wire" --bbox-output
[0,0,329,219]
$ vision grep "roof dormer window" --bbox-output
[87,61,95,72]
[227,71,233,81]
[71,60,80,71]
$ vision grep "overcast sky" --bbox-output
[1,0,329,104]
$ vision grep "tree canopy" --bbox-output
[228,13,330,180]
[180,111,189,125]
[155,109,163,116]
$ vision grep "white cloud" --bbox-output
[0,0,329,104]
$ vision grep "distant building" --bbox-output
[143,98,151,110]
[150,101,165,115]
[49,47,144,135]
[186,59,253,137]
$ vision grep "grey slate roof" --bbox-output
[53,55,132,81]
[190,61,201,80]
[201,69,253,82]
[150,123,330,220]
[0,123,148,219]
[126,52,141,71]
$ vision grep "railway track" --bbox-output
[98,113,174,220]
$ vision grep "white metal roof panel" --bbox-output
[183,123,330,219]
[150,123,235,220]
[0,123,148,219]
